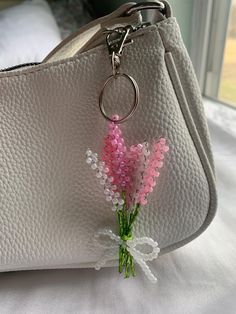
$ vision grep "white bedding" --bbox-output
[0,100,235,314]
[0,0,61,69]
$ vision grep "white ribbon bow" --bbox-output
[94,228,160,283]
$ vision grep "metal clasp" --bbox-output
[105,26,132,55]
[98,25,139,124]
[104,26,133,76]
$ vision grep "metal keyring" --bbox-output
[99,73,139,124]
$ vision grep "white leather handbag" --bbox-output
[0,1,217,282]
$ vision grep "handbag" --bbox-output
[0,1,217,282]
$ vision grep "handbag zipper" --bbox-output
[0,22,151,73]
[0,62,40,72]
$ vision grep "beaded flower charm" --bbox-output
[85,116,169,283]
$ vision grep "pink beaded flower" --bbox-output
[86,120,169,209]
[86,116,169,280]
[100,118,169,207]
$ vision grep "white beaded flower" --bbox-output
[86,149,124,211]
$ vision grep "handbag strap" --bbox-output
[43,1,171,63]
[43,2,141,63]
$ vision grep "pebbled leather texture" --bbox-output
[0,17,217,271]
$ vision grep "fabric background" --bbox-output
[0,0,61,69]
[48,0,91,39]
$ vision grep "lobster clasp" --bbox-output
[105,26,133,56]
[104,26,133,76]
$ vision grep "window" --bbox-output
[219,0,236,106]
[190,0,236,108]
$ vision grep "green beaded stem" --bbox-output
[117,192,141,278]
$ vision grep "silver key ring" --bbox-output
[99,73,140,124]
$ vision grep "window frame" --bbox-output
[190,0,234,108]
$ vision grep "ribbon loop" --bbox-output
[93,228,160,283]
[127,237,160,262]
[94,229,121,248]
